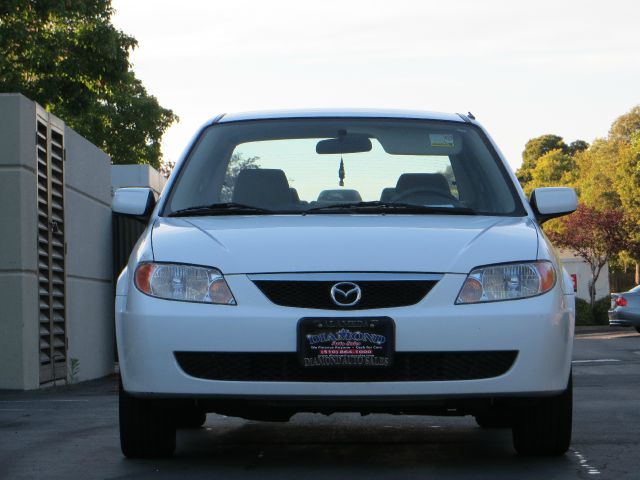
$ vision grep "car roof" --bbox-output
[216,108,467,124]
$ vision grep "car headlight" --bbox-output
[134,262,236,304]
[455,261,556,304]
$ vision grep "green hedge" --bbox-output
[575,296,610,326]
[575,298,593,325]
[593,296,611,325]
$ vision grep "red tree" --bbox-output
[547,205,627,307]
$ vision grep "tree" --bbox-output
[517,135,589,191]
[548,205,628,307]
[159,160,176,179]
[517,134,568,184]
[611,132,640,282]
[0,0,177,168]
[524,149,575,196]
[577,107,640,284]
[567,140,589,157]
[609,105,640,143]
[573,139,620,210]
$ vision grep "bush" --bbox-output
[574,296,611,326]
[575,298,594,325]
[593,296,611,325]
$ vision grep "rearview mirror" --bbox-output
[529,187,577,224]
[112,187,156,218]
[316,133,372,154]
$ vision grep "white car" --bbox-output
[113,109,577,458]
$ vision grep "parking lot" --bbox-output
[1,327,638,479]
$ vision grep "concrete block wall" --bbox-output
[0,94,114,389]
[112,164,167,196]
[64,127,114,383]
[0,94,40,389]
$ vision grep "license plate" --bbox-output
[297,317,395,367]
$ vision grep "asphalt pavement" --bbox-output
[1,327,639,479]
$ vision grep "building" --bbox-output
[559,249,610,302]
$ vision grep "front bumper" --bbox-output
[116,273,574,399]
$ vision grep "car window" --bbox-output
[165,118,523,216]
[219,138,458,205]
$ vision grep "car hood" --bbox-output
[151,215,539,274]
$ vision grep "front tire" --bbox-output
[119,381,176,458]
[635,327,640,334]
[512,373,572,456]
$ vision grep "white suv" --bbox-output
[113,110,577,458]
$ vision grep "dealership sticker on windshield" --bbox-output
[429,133,455,148]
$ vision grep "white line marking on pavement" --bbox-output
[572,450,601,475]
[0,399,90,404]
[0,408,61,411]
[572,359,621,363]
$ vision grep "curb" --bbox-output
[575,325,629,334]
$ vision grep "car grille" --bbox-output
[174,351,518,382]
[252,280,437,310]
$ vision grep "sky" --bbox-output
[111,0,640,171]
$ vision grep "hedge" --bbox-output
[575,296,610,326]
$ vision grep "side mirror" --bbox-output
[529,187,577,224]
[112,187,156,217]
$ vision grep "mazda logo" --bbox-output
[330,282,362,307]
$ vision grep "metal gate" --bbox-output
[36,114,67,384]
[112,214,146,285]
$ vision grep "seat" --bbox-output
[317,189,362,202]
[395,173,450,194]
[380,187,396,202]
[392,173,454,203]
[232,169,292,209]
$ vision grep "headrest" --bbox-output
[395,173,450,193]
[232,168,291,209]
[317,189,362,202]
[380,187,396,202]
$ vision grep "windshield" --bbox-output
[164,118,524,216]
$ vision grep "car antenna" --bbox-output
[467,111,476,120]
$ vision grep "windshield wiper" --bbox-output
[304,201,477,215]
[167,202,273,217]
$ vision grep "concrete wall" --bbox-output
[0,94,114,389]
[0,94,40,389]
[64,127,114,383]
[111,164,166,196]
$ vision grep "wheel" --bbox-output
[635,327,640,334]
[174,408,207,429]
[475,411,512,428]
[119,380,176,458]
[512,373,572,456]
